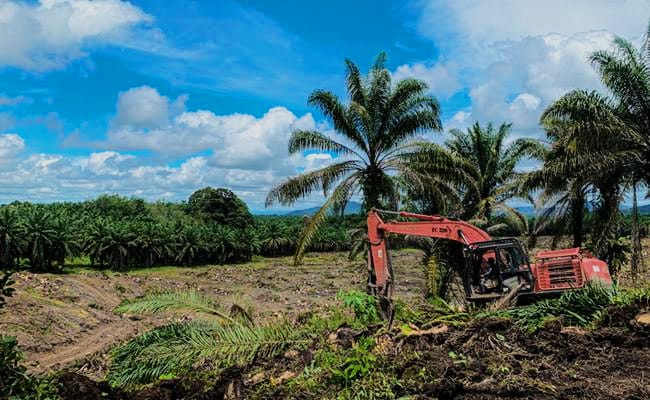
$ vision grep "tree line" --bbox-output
[0,189,359,272]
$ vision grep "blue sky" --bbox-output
[0,0,648,211]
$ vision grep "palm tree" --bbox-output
[174,225,204,266]
[260,221,293,256]
[0,207,23,269]
[50,215,81,266]
[22,208,58,272]
[101,221,135,270]
[83,219,109,268]
[266,52,442,264]
[416,122,546,233]
[516,123,591,248]
[541,22,650,273]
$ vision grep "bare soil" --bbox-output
[0,250,425,373]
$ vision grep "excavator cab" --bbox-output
[463,238,535,302]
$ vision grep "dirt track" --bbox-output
[0,251,425,373]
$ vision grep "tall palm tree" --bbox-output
[541,22,650,273]
[517,124,591,248]
[266,52,442,264]
[416,122,546,233]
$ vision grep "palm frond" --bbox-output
[293,175,358,265]
[288,130,359,157]
[114,290,235,323]
[109,319,305,386]
[265,161,358,206]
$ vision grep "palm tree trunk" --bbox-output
[630,180,642,276]
[0,234,9,268]
[571,187,585,248]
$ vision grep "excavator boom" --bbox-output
[367,209,492,296]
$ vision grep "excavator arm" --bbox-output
[367,209,492,296]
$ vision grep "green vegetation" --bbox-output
[110,290,308,386]
[0,190,362,273]
[527,22,650,272]
[413,122,546,232]
[487,282,650,332]
[3,278,648,399]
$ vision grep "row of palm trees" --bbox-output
[267,22,650,272]
[0,203,359,272]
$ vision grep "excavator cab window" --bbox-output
[466,240,534,299]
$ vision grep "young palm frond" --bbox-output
[292,176,358,265]
[109,320,303,386]
[114,290,236,324]
[110,290,308,386]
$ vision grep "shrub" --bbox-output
[337,290,380,325]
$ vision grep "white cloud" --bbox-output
[415,1,649,140]
[452,31,613,137]
[113,86,172,129]
[392,62,461,98]
[0,0,153,71]
[80,151,136,176]
[1,86,338,208]
[0,133,25,167]
[416,0,650,49]
[103,87,318,170]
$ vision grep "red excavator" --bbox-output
[366,209,612,309]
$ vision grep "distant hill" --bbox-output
[621,203,650,214]
[285,201,362,216]
[258,201,650,217]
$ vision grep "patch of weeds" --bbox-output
[331,337,377,385]
[1,335,60,400]
[484,283,629,332]
[336,290,379,325]
[393,300,423,325]
[337,371,400,400]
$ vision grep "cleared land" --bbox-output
[0,251,425,373]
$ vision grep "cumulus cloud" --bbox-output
[103,87,318,170]
[414,1,650,141]
[0,0,153,71]
[0,148,334,207]
[0,133,25,168]
[2,86,336,208]
[113,86,173,129]
[392,62,461,98]
[416,0,650,49]
[447,31,612,138]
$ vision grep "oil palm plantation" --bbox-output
[266,53,443,264]
[541,22,650,273]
